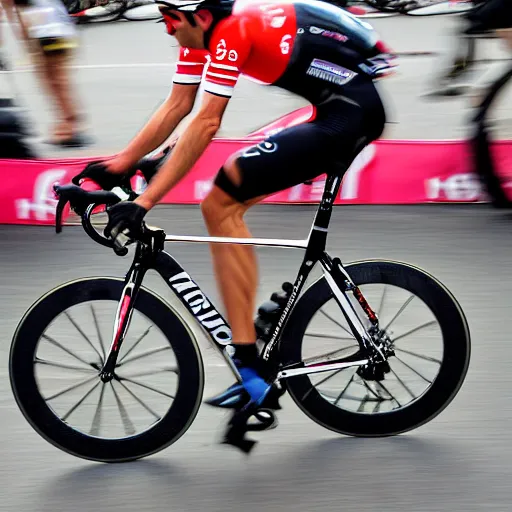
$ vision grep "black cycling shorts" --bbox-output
[214,75,386,203]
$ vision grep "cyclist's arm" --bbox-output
[134,92,229,210]
[118,83,199,166]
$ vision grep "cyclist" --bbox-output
[431,0,512,96]
[83,0,396,411]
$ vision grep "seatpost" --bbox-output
[304,172,342,261]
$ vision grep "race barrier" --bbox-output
[1,105,512,226]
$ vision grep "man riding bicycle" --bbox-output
[79,0,396,411]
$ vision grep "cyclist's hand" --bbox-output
[73,156,137,193]
[104,201,148,243]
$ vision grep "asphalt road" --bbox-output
[2,204,512,511]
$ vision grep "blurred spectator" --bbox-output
[0,0,90,147]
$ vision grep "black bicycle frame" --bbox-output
[100,172,380,383]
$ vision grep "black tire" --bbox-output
[10,277,204,462]
[279,260,470,437]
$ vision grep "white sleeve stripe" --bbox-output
[206,71,238,81]
[210,62,238,71]
[177,61,206,66]
[204,82,234,97]
[173,74,202,84]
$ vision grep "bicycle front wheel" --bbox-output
[279,260,470,437]
[10,277,204,462]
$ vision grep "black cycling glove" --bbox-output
[72,161,137,192]
[104,201,148,242]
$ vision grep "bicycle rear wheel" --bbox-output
[279,260,470,437]
[10,277,204,462]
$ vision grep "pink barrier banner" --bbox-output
[2,114,512,226]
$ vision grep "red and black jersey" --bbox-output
[171,0,396,101]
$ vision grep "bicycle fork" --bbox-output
[100,248,147,381]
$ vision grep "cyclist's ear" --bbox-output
[194,9,214,30]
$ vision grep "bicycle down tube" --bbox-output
[101,172,377,381]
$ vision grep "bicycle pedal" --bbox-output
[247,409,278,432]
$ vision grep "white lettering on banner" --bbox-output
[195,180,213,200]
[168,271,232,344]
[16,169,67,221]
[339,144,376,200]
[426,173,484,201]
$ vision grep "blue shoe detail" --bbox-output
[238,367,272,405]
[204,383,248,409]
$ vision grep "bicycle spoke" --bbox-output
[42,333,95,368]
[383,295,415,331]
[394,355,433,384]
[333,371,356,406]
[357,394,369,413]
[376,381,402,408]
[35,357,97,374]
[62,381,101,422]
[303,345,359,365]
[394,347,442,365]
[392,321,438,343]
[116,345,170,367]
[65,311,104,363]
[90,304,106,362]
[389,367,416,400]
[117,376,174,399]
[117,326,153,365]
[318,308,352,337]
[45,374,99,402]
[90,382,107,436]
[118,367,178,379]
[378,285,387,318]
[117,380,161,421]
[305,331,355,342]
[361,378,384,400]
[110,382,136,436]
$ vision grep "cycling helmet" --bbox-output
[154,0,234,14]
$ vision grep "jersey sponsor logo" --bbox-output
[306,58,356,86]
[168,270,232,345]
[280,34,292,54]
[270,15,286,28]
[216,39,228,60]
[216,39,238,62]
[309,26,348,43]
[183,48,190,56]
[243,141,278,158]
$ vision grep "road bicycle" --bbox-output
[9,156,471,460]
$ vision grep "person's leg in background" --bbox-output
[8,0,90,146]
[36,35,89,146]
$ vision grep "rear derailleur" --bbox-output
[356,326,394,382]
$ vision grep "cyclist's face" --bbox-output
[159,8,207,48]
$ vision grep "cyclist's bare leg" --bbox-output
[201,161,266,345]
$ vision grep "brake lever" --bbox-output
[55,194,67,234]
